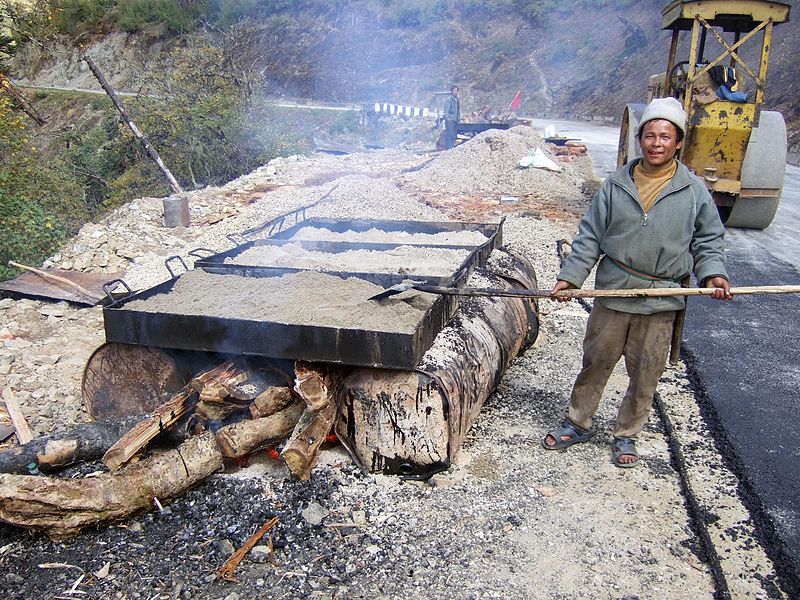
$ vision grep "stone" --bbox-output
[249,545,271,563]
[302,501,329,526]
[216,539,235,556]
[39,305,65,317]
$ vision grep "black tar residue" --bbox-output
[680,346,799,599]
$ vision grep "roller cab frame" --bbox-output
[618,0,791,229]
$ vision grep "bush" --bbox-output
[50,0,115,33]
[0,97,86,281]
[116,0,210,33]
[0,196,70,281]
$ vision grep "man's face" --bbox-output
[639,119,683,170]
[452,87,459,97]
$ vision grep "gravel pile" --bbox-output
[0,130,787,599]
[404,126,584,201]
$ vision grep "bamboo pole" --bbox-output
[371,283,800,301]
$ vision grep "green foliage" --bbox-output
[94,38,309,201]
[209,0,262,27]
[327,111,360,136]
[0,97,86,281]
[384,0,449,28]
[63,115,130,210]
[116,0,210,33]
[50,0,115,33]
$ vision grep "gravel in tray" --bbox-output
[122,270,435,333]
[225,243,472,277]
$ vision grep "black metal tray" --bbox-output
[102,219,503,369]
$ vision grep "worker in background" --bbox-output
[541,97,732,468]
[443,85,460,150]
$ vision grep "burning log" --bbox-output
[103,361,244,472]
[281,402,337,480]
[281,362,345,479]
[216,402,304,459]
[193,366,249,422]
[293,361,348,412]
[249,386,294,418]
[0,432,222,540]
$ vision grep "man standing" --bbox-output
[542,97,732,467]
[443,85,460,150]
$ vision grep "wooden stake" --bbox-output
[2,387,33,445]
[0,75,46,125]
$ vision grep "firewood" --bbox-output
[102,388,196,472]
[249,387,294,419]
[194,368,249,422]
[103,361,243,472]
[0,415,146,474]
[2,387,33,444]
[215,402,304,459]
[280,402,337,481]
[0,432,223,540]
[293,361,347,412]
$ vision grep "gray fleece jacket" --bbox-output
[557,158,728,314]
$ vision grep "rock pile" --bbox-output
[404,126,585,201]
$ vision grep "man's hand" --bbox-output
[551,280,577,303]
[705,276,733,300]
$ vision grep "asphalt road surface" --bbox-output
[536,118,800,592]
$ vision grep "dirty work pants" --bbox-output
[445,119,457,149]
[567,302,675,439]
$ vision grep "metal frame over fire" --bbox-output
[101,212,503,370]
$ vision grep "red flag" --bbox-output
[508,90,522,111]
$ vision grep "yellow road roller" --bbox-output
[618,0,791,229]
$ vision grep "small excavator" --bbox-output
[618,0,791,229]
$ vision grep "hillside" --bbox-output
[10,0,798,154]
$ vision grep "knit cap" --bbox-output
[639,97,686,135]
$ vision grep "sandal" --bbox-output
[611,437,639,468]
[541,419,595,450]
